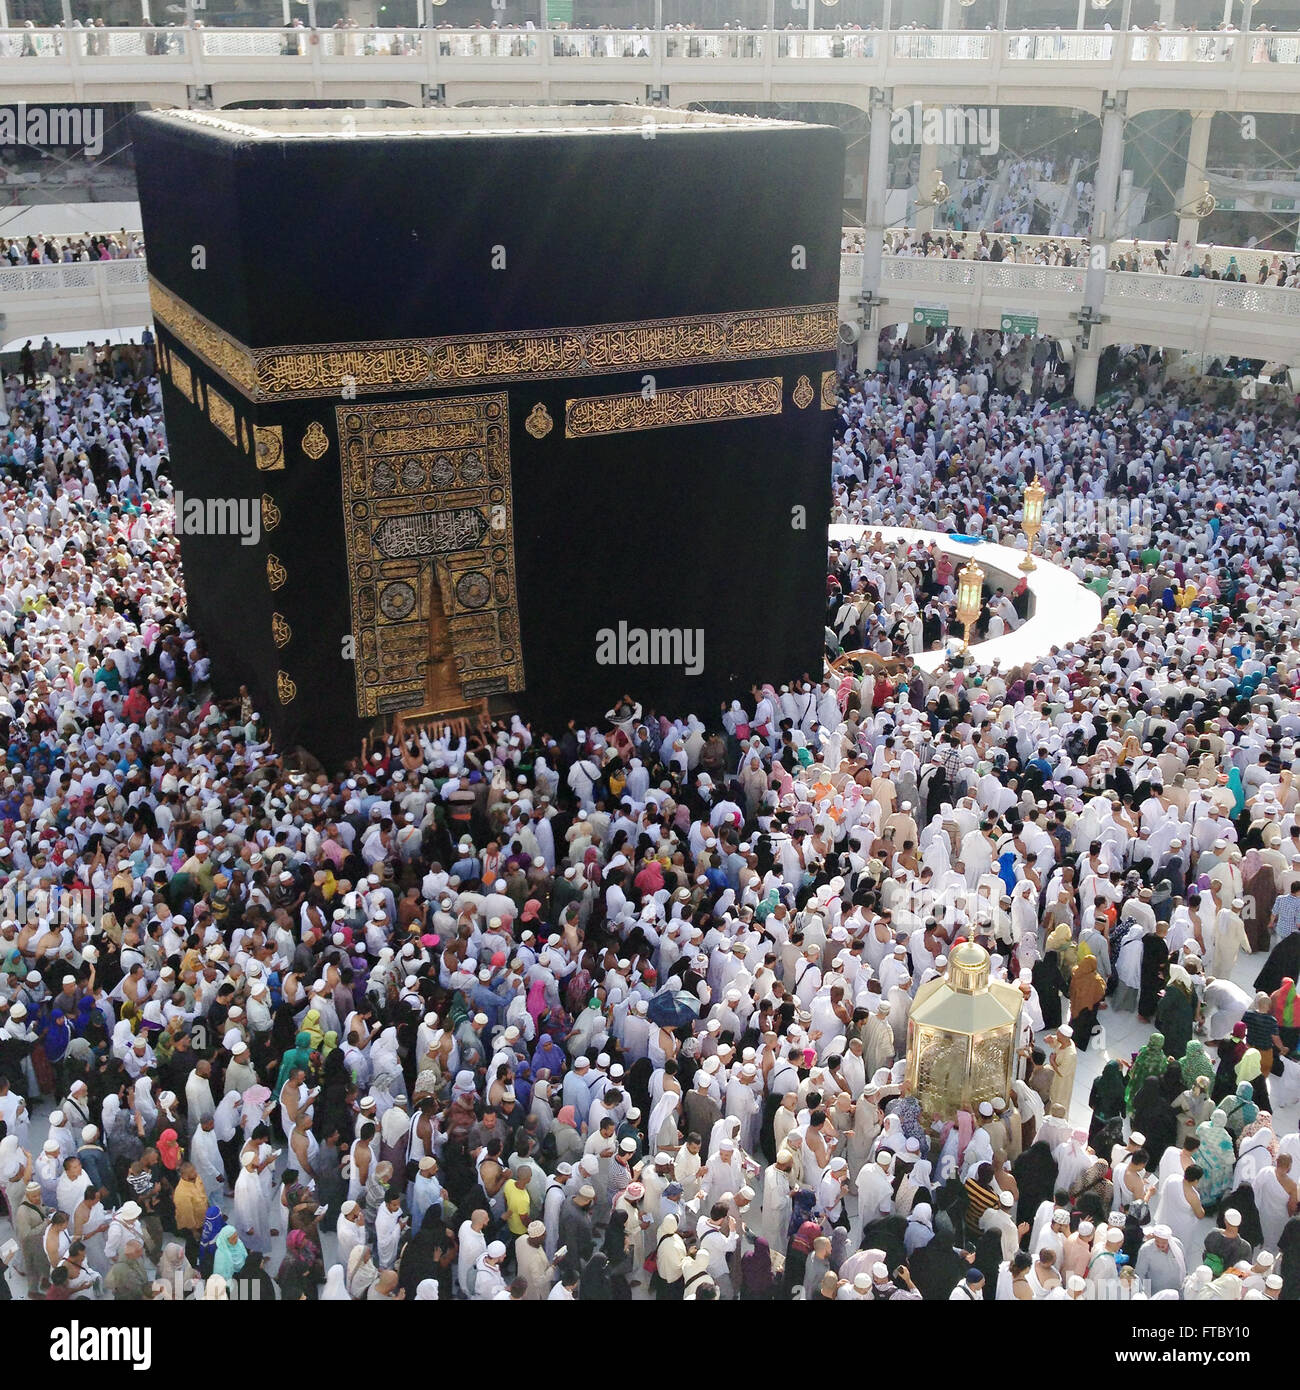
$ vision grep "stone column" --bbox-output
[857,87,893,373]
[914,110,940,234]
[1176,111,1213,251]
[1075,93,1125,407]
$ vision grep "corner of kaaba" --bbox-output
[130,107,842,767]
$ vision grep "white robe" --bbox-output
[760,1165,793,1249]
[1153,1172,1200,1254]
[233,1165,271,1255]
[1252,1166,1292,1251]
[192,1126,226,1198]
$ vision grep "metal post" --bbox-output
[857,86,892,373]
[808,0,815,32]
[1075,0,1085,30]
[941,0,951,30]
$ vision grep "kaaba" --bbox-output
[131,107,843,766]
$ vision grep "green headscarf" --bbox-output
[1126,1032,1169,1110]
[274,1031,314,1098]
[1180,1038,1215,1088]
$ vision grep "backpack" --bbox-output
[791,1220,820,1254]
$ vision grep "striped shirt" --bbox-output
[1275,892,1300,941]
[963,1178,999,1234]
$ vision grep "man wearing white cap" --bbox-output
[1135,1224,1187,1295]
[516,1219,553,1299]
[1047,1025,1076,1115]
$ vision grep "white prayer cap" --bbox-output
[1057,1024,1073,1039]
[1067,1275,1086,1292]
[1078,1222,1095,1237]
[1129,1132,1146,1147]
[999,1191,1014,1208]
[1105,1227,1123,1245]
[1266,1275,1284,1290]
[486,1241,506,1259]
[1052,1208,1069,1223]
[978,1101,993,1117]
[872,1263,889,1279]
[1224,1209,1242,1226]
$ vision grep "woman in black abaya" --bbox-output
[1011,1141,1058,1237]
[1131,1076,1177,1169]
[1138,923,1171,1021]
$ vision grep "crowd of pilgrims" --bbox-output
[0,330,1296,1305]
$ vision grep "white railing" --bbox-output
[882,258,979,289]
[985,263,1085,295]
[1104,270,1214,307]
[1212,279,1300,318]
[3,26,1300,78]
[889,32,994,62]
[1004,32,1114,63]
[0,260,146,294]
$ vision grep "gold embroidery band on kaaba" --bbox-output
[565,377,783,439]
[338,395,524,721]
[206,387,239,448]
[150,278,837,404]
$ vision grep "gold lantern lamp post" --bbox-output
[1019,477,1046,573]
[904,942,1024,1125]
[954,558,984,649]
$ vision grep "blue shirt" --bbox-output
[1275,892,1300,941]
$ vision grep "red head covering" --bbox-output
[157,1129,181,1171]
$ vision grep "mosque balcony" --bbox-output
[2,26,1300,114]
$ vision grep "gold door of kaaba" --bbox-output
[338,395,524,721]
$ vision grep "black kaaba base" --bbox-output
[131,107,843,766]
